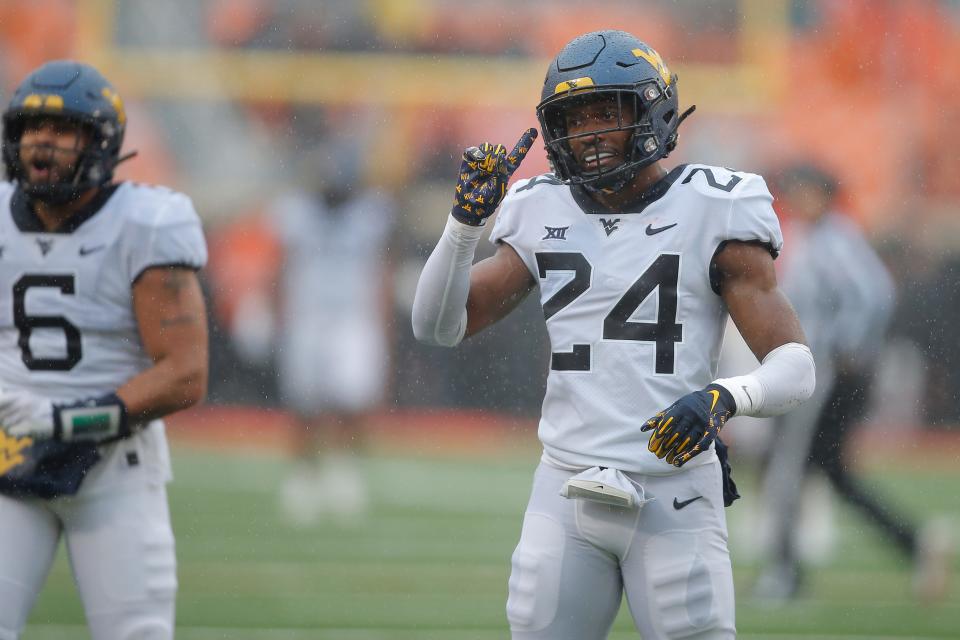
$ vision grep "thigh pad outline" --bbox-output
[506,512,565,632]
[643,531,734,639]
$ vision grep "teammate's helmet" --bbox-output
[2,60,126,204]
[536,30,690,192]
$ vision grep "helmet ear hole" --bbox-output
[662,110,675,124]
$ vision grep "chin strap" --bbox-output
[564,104,698,195]
[678,105,697,126]
[663,105,697,156]
[23,145,137,203]
[115,150,138,166]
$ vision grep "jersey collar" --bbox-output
[570,164,687,215]
[11,183,120,234]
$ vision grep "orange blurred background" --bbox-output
[3,0,958,419]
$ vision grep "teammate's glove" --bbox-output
[0,390,129,443]
[641,384,737,468]
[451,128,538,226]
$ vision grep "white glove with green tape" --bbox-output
[0,389,129,442]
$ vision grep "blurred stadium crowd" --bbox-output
[3,0,960,429]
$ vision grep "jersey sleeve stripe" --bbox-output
[131,262,203,286]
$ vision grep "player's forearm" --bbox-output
[117,353,208,423]
[0,353,205,443]
[411,215,483,347]
[125,267,209,423]
[714,342,816,418]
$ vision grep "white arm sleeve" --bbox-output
[411,215,485,347]
[713,342,816,418]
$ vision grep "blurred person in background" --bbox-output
[413,30,815,639]
[270,136,394,526]
[0,61,208,639]
[753,162,951,603]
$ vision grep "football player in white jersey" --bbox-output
[0,61,208,639]
[412,30,816,639]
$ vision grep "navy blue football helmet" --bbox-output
[536,30,694,192]
[2,60,127,204]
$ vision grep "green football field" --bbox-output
[24,439,960,639]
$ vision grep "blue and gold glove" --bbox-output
[451,128,538,226]
[0,433,101,499]
[641,384,737,468]
[0,389,119,498]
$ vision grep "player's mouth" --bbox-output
[26,158,57,183]
[579,149,620,173]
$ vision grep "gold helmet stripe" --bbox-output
[554,76,595,94]
[22,94,65,110]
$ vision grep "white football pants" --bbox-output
[507,459,735,639]
[0,484,176,640]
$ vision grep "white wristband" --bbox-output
[713,342,816,418]
[411,214,485,347]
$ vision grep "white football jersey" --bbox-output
[0,181,207,492]
[489,164,783,474]
[272,189,393,323]
[270,189,394,412]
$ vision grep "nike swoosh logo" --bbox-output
[673,495,703,510]
[79,244,107,256]
[645,223,677,236]
[708,389,721,412]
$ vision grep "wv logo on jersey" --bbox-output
[0,431,33,476]
[36,237,54,256]
[542,226,569,240]
[599,218,621,236]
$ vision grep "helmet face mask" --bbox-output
[2,61,126,205]
[536,31,686,193]
[8,115,102,205]
[539,88,653,192]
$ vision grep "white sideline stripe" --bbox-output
[25,629,497,640]
[24,627,947,640]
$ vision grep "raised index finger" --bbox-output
[504,128,538,175]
